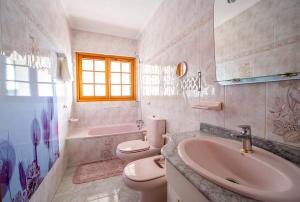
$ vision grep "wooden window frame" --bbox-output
[76,52,136,102]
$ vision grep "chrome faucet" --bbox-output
[237,125,253,153]
[136,120,144,130]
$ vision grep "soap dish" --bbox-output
[192,101,223,111]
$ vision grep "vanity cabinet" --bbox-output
[166,160,209,202]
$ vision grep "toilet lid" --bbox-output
[118,140,150,153]
[124,155,165,182]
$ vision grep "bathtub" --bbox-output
[88,123,146,137]
[66,123,145,168]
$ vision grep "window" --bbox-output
[76,53,136,101]
[5,53,31,96]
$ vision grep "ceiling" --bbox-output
[60,0,164,39]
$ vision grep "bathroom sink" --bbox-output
[177,136,300,202]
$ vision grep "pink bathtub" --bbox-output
[67,123,146,167]
[88,123,146,136]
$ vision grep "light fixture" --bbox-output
[227,0,236,3]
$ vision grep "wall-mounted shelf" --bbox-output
[192,101,223,111]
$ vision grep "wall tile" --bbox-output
[199,19,225,128]
[1,0,29,62]
[224,83,266,138]
[266,80,300,147]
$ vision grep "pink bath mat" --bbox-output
[73,159,126,184]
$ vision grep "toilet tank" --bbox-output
[146,116,166,148]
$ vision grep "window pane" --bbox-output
[15,67,29,81]
[17,82,30,96]
[37,69,51,82]
[122,73,131,84]
[5,65,29,81]
[82,84,94,96]
[6,65,15,80]
[111,61,121,72]
[6,81,31,96]
[95,85,106,96]
[111,85,121,96]
[143,75,152,85]
[152,75,159,85]
[122,63,131,73]
[95,72,105,84]
[82,71,94,83]
[95,60,105,71]
[111,73,121,84]
[122,85,131,96]
[82,59,93,71]
[38,83,53,96]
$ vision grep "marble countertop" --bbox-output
[161,130,259,202]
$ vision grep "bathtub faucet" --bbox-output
[136,120,144,130]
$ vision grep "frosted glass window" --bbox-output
[143,86,151,96]
[122,63,131,72]
[111,73,121,84]
[38,84,53,96]
[6,81,30,96]
[111,61,121,72]
[122,85,131,96]
[152,86,160,96]
[95,72,105,84]
[122,74,131,84]
[95,85,106,96]
[82,84,94,96]
[143,76,152,85]
[82,59,93,71]
[111,85,121,96]
[16,82,30,96]
[6,65,29,81]
[95,60,105,71]
[16,66,29,81]
[152,75,160,85]
[6,81,16,92]
[82,71,94,83]
[40,57,51,69]
[37,69,51,82]
[6,65,15,80]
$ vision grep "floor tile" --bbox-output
[52,168,139,202]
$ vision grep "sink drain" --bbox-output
[225,178,240,184]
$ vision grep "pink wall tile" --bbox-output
[224,83,266,138]
[266,80,300,147]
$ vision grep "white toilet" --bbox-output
[116,116,166,162]
[123,155,167,202]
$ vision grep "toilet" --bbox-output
[123,155,167,202]
[116,116,166,162]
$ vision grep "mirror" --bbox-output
[176,62,187,78]
[214,0,300,85]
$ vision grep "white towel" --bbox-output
[57,55,71,82]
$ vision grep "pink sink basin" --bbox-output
[177,136,300,202]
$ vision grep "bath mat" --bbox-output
[73,159,126,184]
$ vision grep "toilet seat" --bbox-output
[124,155,165,182]
[117,140,150,153]
[123,155,167,192]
